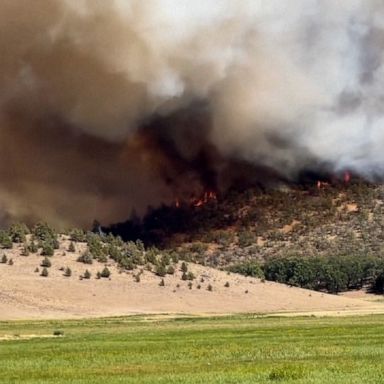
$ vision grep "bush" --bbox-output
[1,254,7,264]
[166,265,175,275]
[8,258,13,266]
[100,267,111,278]
[0,231,13,249]
[77,251,93,264]
[187,272,195,281]
[229,262,264,279]
[159,278,165,287]
[68,242,76,252]
[181,272,188,281]
[64,267,72,277]
[9,223,29,243]
[41,257,52,268]
[53,330,64,336]
[33,222,57,242]
[41,267,49,277]
[181,262,188,273]
[207,284,213,291]
[21,245,29,256]
[41,243,54,256]
[224,281,230,288]
[155,264,166,277]
[70,229,86,242]
[28,241,38,253]
[83,269,91,279]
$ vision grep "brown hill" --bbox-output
[0,238,383,320]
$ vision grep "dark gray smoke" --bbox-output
[0,0,383,227]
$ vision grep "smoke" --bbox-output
[0,0,383,227]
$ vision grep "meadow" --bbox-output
[0,314,383,384]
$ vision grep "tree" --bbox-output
[1,254,7,264]
[33,222,57,242]
[41,267,49,277]
[64,267,72,277]
[159,278,165,287]
[9,223,29,243]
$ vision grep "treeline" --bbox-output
[0,222,182,277]
[230,255,384,294]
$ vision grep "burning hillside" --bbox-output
[0,1,384,228]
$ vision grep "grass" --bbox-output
[0,314,384,383]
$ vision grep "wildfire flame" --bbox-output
[192,191,217,207]
[174,191,217,208]
[344,171,351,183]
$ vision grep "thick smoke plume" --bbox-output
[1,0,383,227]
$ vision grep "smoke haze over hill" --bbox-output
[1,0,384,226]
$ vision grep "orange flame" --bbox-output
[344,171,351,183]
[192,191,217,207]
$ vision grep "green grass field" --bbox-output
[0,314,383,383]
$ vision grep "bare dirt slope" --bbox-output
[0,242,383,320]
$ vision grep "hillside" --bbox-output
[1,181,384,319]
[0,238,383,320]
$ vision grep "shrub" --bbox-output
[64,267,72,277]
[9,223,29,243]
[41,243,54,256]
[181,262,188,273]
[181,272,188,281]
[28,241,38,253]
[77,251,93,264]
[33,222,57,242]
[83,269,91,279]
[0,231,13,249]
[224,281,230,288]
[41,267,49,277]
[21,245,29,256]
[70,229,86,242]
[34,267,39,273]
[68,242,76,252]
[8,258,13,266]
[155,264,166,277]
[96,271,101,279]
[166,265,175,275]
[1,254,7,264]
[53,330,64,336]
[41,257,52,268]
[159,278,165,287]
[187,272,195,281]
[229,262,264,278]
[207,284,213,291]
[100,267,111,278]
[188,282,193,289]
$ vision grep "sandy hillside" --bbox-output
[0,239,383,320]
